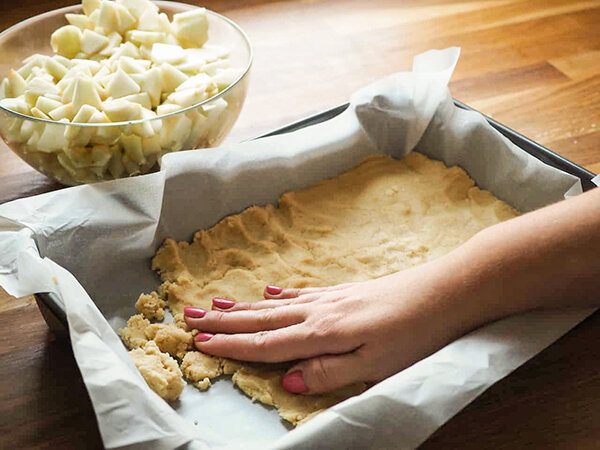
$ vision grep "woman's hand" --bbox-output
[185,187,600,395]
[184,258,480,395]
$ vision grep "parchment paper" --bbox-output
[0,47,596,450]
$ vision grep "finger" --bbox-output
[263,282,356,300]
[185,306,305,334]
[282,350,369,394]
[194,324,356,362]
[225,295,319,312]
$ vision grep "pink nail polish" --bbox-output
[212,297,235,309]
[195,333,214,342]
[281,370,308,394]
[265,285,283,295]
[184,307,207,318]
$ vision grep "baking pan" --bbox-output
[33,99,597,335]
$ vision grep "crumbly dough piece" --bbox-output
[135,291,166,321]
[231,366,364,425]
[129,341,185,401]
[138,153,520,424]
[181,351,224,390]
[146,323,196,360]
[119,314,150,349]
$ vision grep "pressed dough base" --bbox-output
[121,153,519,424]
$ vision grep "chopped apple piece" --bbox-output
[107,68,140,98]
[82,0,101,16]
[97,0,119,33]
[48,102,75,121]
[30,107,51,120]
[0,97,30,114]
[151,43,186,65]
[172,8,209,48]
[37,119,69,152]
[131,67,162,108]
[7,70,27,97]
[45,57,68,81]
[81,29,110,54]
[115,2,137,33]
[72,76,103,112]
[120,92,151,109]
[160,63,188,93]
[121,133,145,164]
[117,0,159,20]
[66,13,94,30]
[126,30,169,46]
[165,87,210,108]
[35,96,63,115]
[99,32,123,56]
[103,99,142,121]
[51,25,82,58]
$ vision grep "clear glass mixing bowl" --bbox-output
[0,1,252,185]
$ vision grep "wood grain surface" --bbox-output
[1,0,598,448]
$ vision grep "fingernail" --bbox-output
[195,333,214,342]
[184,307,207,318]
[212,297,236,309]
[281,370,308,394]
[265,285,283,295]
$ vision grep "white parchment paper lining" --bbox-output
[0,48,596,450]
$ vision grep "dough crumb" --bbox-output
[181,351,223,389]
[135,291,166,321]
[145,323,195,359]
[129,341,184,401]
[119,314,150,349]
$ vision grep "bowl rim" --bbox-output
[0,1,253,128]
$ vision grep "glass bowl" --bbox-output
[0,1,252,186]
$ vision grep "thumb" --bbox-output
[282,351,366,395]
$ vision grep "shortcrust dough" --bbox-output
[123,153,519,422]
[129,341,185,401]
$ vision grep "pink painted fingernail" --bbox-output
[184,307,207,318]
[265,285,283,295]
[281,370,308,394]
[212,297,236,309]
[195,333,214,342]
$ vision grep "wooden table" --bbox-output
[1,1,598,448]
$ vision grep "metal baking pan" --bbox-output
[33,99,597,336]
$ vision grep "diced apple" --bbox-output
[26,130,41,148]
[82,0,101,16]
[51,25,82,58]
[97,0,120,33]
[71,103,99,123]
[66,13,94,30]
[103,99,142,121]
[72,76,103,113]
[159,111,192,150]
[71,59,102,75]
[117,0,158,19]
[121,154,140,175]
[30,107,51,120]
[0,79,8,99]
[211,68,241,91]
[156,103,181,116]
[99,32,123,56]
[25,67,53,84]
[25,77,60,106]
[109,41,140,60]
[118,92,150,109]
[35,96,63,115]
[16,55,45,79]
[160,63,188,93]
[126,30,169,46]
[172,8,208,48]
[19,120,39,142]
[151,43,186,65]
[48,103,75,121]
[81,29,110,54]
[7,70,27,97]
[202,59,230,76]
[174,73,212,92]
[142,133,161,155]
[114,2,137,33]
[137,9,161,32]
[120,133,145,164]
[107,68,140,99]
[132,67,162,108]
[36,119,69,152]
[118,56,150,74]
[0,97,30,114]
[165,87,210,108]
[45,57,68,81]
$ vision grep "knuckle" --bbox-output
[309,356,332,388]
[251,330,272,350]
[256,308,275,328]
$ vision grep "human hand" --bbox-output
[184,257,478,395]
